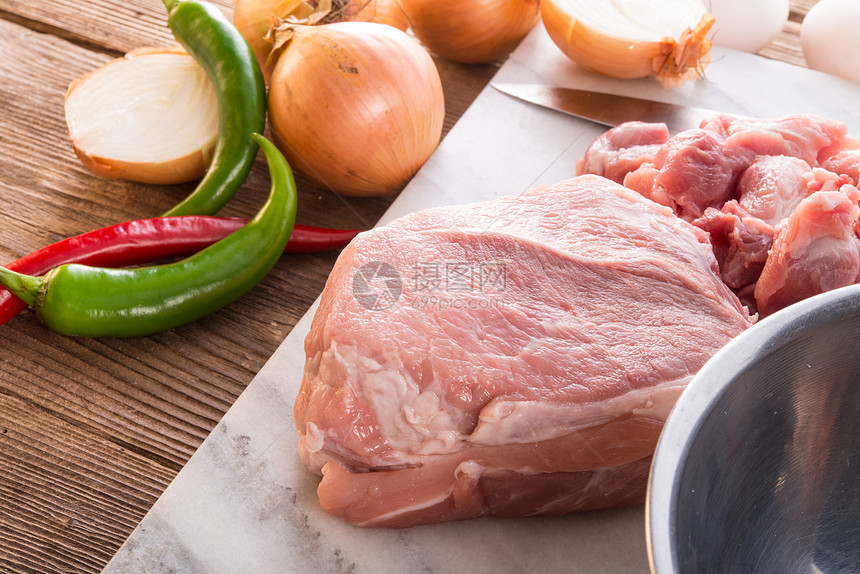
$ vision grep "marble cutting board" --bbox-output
[103,23,860,574]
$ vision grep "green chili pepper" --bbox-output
[160,0,267,217]
[0,135,296,337]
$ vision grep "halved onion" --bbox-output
[540,0,715,88]
[65,46,218,185]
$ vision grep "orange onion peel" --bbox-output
[398,0,540,64]
[341,0,408,29]
[233,0,315,81]
[64,46,218,185]
[233,0,407,81]
[266,21,444,197]
[540,0,716,88]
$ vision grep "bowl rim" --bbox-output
[645,283,860,574]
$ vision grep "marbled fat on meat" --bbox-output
[821,149,860,183]
[294,175,754,528]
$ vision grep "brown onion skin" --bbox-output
[343,0,408,31]
[233,0,409,83]
[267,22,444,197]
[400,0,540,64]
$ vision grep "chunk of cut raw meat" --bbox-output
[754,185,860,316]
[621,114,848,220]
[576,113,860,318]
[692,201,774,290]
[576,121,669,184]
[820,149,860,183]
[737,155,812,226]
[805,166,856,194]
[700,113,848,165]
[295,175,754,527]
[624,128,745,220]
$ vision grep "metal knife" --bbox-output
[492,82,726,133]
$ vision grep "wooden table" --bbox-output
[0,2,820,572]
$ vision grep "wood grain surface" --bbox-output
[0,1,820,572]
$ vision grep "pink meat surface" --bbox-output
[737,155,813,226]
[624,114,848,220]
[577,121,669,184]
[625,128,745,220]
[692,201,774,290]
[700,113,847,165]
[820,149,860,183]
[295,175,754,528]
[755,182,860,315]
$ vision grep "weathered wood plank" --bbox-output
[0,0,232,55]
[759,3,809,66]
[0,392,174,573]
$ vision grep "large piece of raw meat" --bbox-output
[294,175,753,528]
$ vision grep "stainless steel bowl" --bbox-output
[647,285,860,574]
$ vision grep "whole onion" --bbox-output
[267,21,445,197]
[233,0,408,82]
[399,0,540,64]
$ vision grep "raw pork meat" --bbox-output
[755,183,860,315]
[737,155,812,225]
[623,128,748,219]
[576,121,669,184]
[578,113,860,316]
[295,175,753,527]
[700,113,847,166]
[692,201,774,290]
[820,149,860,183]
[691,154,813,292]
[589,114,848,221]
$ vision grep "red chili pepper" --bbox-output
[0,216,361,326]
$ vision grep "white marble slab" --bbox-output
[103,23,860,574]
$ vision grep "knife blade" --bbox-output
[492,82,725,133]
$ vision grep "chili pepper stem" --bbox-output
[0,266,43,308]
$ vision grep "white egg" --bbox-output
[706,0,790,53]
[801,0,860,84]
